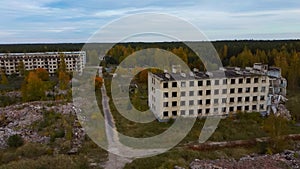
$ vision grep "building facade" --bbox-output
[148,64,285,120]
[0,51,86,75]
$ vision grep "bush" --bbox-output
[7,134,24,148]
[50,128,65,142]
[16,143,52,158]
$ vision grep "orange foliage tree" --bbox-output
[21,71,46,101]
[36,68,49,81]
[95,76,103,89]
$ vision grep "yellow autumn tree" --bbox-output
[0,69,8,85]
[95,75,103,89]
[57,53,70,90]
[22,71,46,102]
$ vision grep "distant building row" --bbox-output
[0,51,86,75]
[148,63,287,121]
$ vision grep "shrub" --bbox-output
[7,134,24,148]
[50,128,65,142]
[16,143,51,158]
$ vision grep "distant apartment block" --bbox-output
[148,63,287,120]
[0,51,86,75]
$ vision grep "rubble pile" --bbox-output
[277,104,292,120]
[0,101,86,149]
[187,150,300,169]
[0,103,46,148]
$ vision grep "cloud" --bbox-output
[0,0,300,43]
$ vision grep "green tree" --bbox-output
[287,51,300,89]
[7,134,24,148]
[17,60,26,76]
[263,114,288,153]
[57,53,70,90]
[58,53,67,72]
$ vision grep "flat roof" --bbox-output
[152,68,264,81]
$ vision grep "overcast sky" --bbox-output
[1,0,300,43]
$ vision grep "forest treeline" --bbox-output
[1,40,300,88]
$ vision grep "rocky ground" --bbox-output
[174,150,300,169]
[0,101,85,150]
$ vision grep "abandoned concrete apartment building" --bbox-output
[148,63,287,120]
[0,51,86,75]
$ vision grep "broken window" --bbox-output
[231,79,236,84]
[163,111,168,117]
[172,101,177,107]
[246,78,251,84]
[230,97,234,103]
[163,102,168,107]
[172,82,177,87]
[163,82,168,88]
[206,80,211,86]
[198,109,202,115]
[206,99,211,105]
[245,106,249,111]
[239,78,243,84]
[238,97,242,102]
[253,87,258,93]
[260,104,264,110]
[198,100,203,105]
[198,80,203,86]
[237,106,242,111]
[222,107,226,113]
